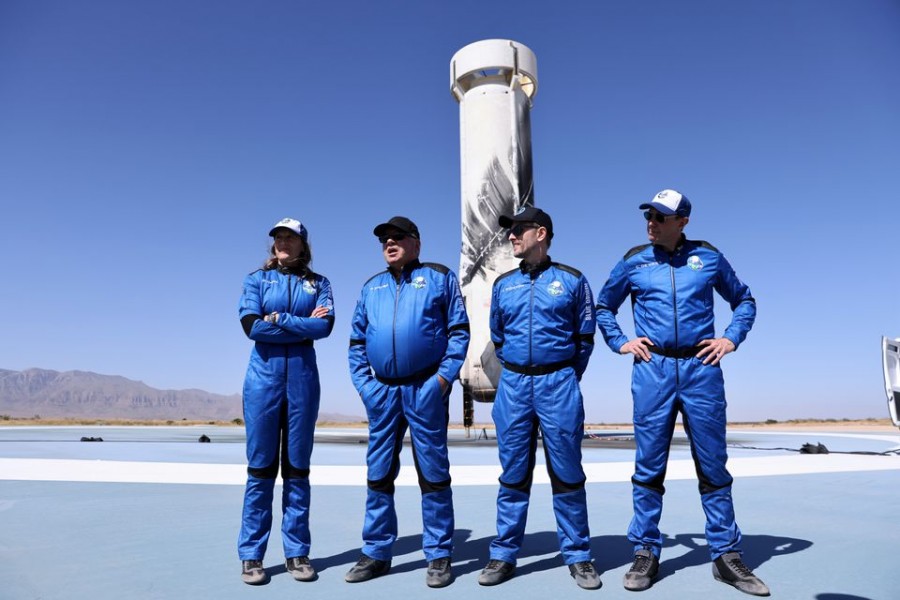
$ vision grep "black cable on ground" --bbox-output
[728,442,900,456]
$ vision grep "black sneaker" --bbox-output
[712,552,770,596]
[425,557,452,588]
[285,556,317,582]
[477,559,515,586]
[623,549,659,591]
[241,560,269,585]
[569,561,602,590]
[345,555,391,583]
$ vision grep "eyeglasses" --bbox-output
[508,223,538,237]
[643,210,679,224]
[378,232,409,244]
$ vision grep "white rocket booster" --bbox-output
[450,40,538,425]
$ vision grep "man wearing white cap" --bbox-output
[595,190,769,596]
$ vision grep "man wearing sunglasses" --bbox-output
[347,216,470,588]
[595,190,768,596]
[478,206,601,590]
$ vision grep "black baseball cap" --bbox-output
[498,206,553,238]
[373,216,420,239]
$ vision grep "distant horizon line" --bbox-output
[0,416,894,428]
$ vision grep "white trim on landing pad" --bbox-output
[0,453,897,486]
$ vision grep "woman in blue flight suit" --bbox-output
[236,218,334,585]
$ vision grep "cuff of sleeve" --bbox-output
[437,367,455,384]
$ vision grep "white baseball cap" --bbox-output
[639,189,692,217]
[268,217,308,240]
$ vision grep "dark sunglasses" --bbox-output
[378,232,410,244]
[508,223,538,237]
[643,210,679,224]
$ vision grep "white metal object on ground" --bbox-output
[881,336,900,427]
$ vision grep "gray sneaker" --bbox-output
[241,560,269,585]
[569,561,602,590]
[285,556,317,582]
[478,559,515,586]
[425,557,452,588]
[623,549,659,591]
[713,552,770,596]
[345,555,391,583]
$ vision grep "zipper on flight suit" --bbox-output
[285,274,293,382]
[669,256,680,387]
[529,275,537,400]
[529,277,535,366]
[392,274,402,370]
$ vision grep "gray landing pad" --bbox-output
[1,426,898,599]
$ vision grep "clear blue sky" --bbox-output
[2,1,898,423]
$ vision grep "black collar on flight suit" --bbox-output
[518,256,552,278]
[276,264,310,278]
[388,258,422,282]
[653,235,687,258]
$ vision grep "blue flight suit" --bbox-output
[348,259,470,562]
[237,267,335,561]
[488,259,596,566]
[595,237,756,560]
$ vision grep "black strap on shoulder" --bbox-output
[552,262,583,278]
[494,268,519,285]
[422,262,450,275]
[624,243,651,260]
[692,239,720,252]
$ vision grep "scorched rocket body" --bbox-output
[450,40,539,429]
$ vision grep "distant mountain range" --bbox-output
[0,368,360,422]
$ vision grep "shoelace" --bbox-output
[725,557,753,578]
[289,557,310,567]
[630,554,652,574]
[485,559,506,571]
[574,562,595,574]
[429,557,450,571]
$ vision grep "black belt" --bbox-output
[375,363,440,386]
[503,359,574,376]
[648,345,701,359]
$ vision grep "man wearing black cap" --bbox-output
[346,216,470,588]
[477,206,601,590]
[595,190,768,596]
